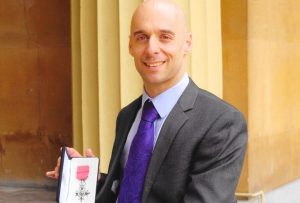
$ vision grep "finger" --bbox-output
[54,165,60,178]
[85,148,95,157]
[57,157,61,166]
[45,171,53,178]
[46,171,57,179]
[67,147,82,158]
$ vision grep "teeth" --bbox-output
[146,62,164,67]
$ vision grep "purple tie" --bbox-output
[118,100,160,203]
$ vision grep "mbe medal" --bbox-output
[75,165,90,202]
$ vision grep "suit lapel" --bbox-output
[96,97,141,200]
[109,97,142,173]
[111,99,141,169]
[142,80,198,202]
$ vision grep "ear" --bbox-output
[184,33,192,53]
[129,36,134,56]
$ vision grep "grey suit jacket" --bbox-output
[95,79,247,203]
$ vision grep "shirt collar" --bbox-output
[142,73,189,118]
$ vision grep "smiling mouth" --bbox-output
[143,61,166,67]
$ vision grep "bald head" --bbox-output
[128,0,192,97]
[131,0,189,36]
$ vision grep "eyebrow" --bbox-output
[133,30,145,37]
[160,29,176,36]
[132,29,176,37]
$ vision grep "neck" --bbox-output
[144,72,186,98]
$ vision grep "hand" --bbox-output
[45,147,95,180]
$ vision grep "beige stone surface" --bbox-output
[222,0,300,194]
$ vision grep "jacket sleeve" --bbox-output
[183,109,248,203]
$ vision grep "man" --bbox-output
[47,0,247,202]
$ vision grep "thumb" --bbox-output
[85,148,95,157]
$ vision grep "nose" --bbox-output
[145,36,160,55]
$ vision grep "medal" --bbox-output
[75,165,90,202]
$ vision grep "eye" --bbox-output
[160,34,173,41]
[135,34,148,42]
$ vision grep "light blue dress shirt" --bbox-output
[120,73,189,168]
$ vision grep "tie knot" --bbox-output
[141,100,160,122]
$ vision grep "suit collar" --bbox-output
[178,78,198,111]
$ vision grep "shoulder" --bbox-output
[187,80,243,115]
[186,81,248,158]
[183,80,246,128]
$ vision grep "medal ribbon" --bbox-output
[76,165,89,181]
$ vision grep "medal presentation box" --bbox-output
[56,147,100,203]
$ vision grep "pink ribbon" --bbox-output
[76,165,90,181]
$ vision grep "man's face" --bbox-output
[129,2,191,96]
